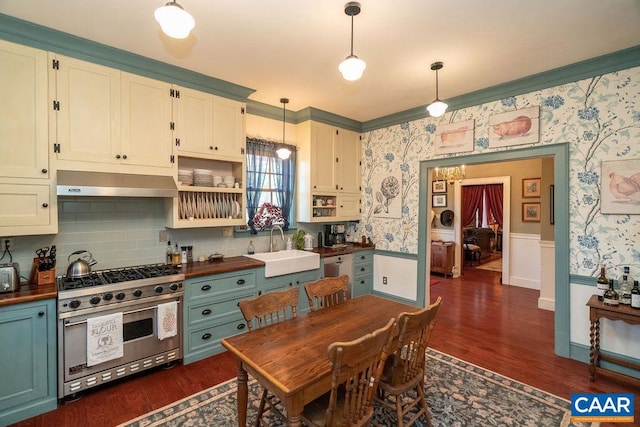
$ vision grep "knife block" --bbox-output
[29,257,56,286]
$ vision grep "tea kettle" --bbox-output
[66,250,97,279]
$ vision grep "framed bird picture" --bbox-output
[601,158,640,214]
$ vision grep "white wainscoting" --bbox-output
[431,229,455,242]
[507,233,541,290]
[538,240,555,311]
[373,254,418,302]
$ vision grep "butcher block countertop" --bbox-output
[179,256,265,279]
[0,283,57,307]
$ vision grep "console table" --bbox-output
[586,295,640,385]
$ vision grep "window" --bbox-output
[245,138,296,233]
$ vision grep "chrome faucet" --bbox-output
[270,225,285,252]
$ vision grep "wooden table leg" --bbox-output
[286,396,303,427]
[589,318,600,381]
[237,361,248,426]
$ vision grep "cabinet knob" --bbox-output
[209,146,214,150]
[236,279,246,285]
[236,323,246,330]
[42,203,48,208]
[202,333,212,340]
[116,154,121,159]
[201,308,212,316]
[41,168,48,174]
[122,154,127,159]
[201,284,211,291]
[38,311,45,317]
[209,146,219,151]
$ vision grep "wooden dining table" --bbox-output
[221,294,419,426]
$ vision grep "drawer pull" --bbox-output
[201,308,212,316]
[360,267,365,272]
[201,284,212,291]
[360,255,366,260]
[236,279,246,285]
[360,280,365,285]
[202,333,212,340]
[237,323,246,330]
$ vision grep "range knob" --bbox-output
[169,283,179,291]
[115,292,126,300]
[89,296,101,305]
[69,300,81,309]
[154,286,163,294]
[103,293,113,301]
[133,289,143,297]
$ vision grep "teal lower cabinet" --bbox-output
[183,269,257,364]
[0,299,57,426]
[352,250,374,298]
[257,268,321,314]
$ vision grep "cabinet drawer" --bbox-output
[187,313,247,353]
[353,251,373,265]
[353,263,373,277]
[187,293,252,326]
[352,275,373,298]
[187,271,255,301]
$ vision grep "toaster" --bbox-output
[0,263,20,293]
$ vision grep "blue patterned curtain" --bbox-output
[246,138,296,233]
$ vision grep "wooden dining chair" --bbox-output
[239,287,299,426]
[375,296,443,427]
[301,317,397,427]
[304,275,349,311]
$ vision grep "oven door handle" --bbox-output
[64,301,181,327]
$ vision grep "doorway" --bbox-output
[416,143,570,357]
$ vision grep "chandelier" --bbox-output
[435,165,465,185]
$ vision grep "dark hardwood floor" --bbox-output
[13,264,639,426]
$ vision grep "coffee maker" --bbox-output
[324,224,346,247]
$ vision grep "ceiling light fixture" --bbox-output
[154,1,195,39]
[435,165,465,185]
[427,61,448,117]
[338,2,366,81]
[276,98,292,160]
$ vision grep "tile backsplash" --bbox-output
[5,197,326,282]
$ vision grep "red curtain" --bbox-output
[461,185,484,227]
[485,183,504,227]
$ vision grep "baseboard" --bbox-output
[538,297,555,311]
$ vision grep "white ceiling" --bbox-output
[1,1,639,122]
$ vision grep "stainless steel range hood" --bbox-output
[57,170,178,198]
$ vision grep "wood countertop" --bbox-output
[179,256,265,279]
[0,283,57,307]
[309,243,375,257]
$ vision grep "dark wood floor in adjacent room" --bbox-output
[13,265,639,426]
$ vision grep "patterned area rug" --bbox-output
[120,349,593,427]
[475,258,503,272]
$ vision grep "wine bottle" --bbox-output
[618,274,632,305]
[631,280,640,309]
[596,265,608,301]
[603,279,619,307]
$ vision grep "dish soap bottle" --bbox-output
[286,237,293,250]
[247,240,255,255]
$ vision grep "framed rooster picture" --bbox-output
[601,158,640,214]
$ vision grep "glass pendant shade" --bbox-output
[339,55,366,81]
[276,148,291,160]
[154,1,195,39]
[427,99,448,117]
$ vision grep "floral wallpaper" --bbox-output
[361,66,640,277]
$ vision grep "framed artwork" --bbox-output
[550,185,555,225]
[489,106,539,148]
[522,177,541,198]
[433,194,447,207]
[522,202,541,222]
[435,120,475,155]
[601,158,640,214]
[373,172,402,218]
[432,180,447,193]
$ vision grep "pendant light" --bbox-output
[338,2,366,81]
[426,61,448,117]
[276,98,291,160]
[154,1,195,39]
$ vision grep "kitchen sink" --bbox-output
[244,250,320,277]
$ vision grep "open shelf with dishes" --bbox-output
[311,194,337,220]
[166,156,246,228]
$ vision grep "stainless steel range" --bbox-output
[57,263,184,399]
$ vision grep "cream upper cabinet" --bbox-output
[296,121,362,222]
[53,54,121,165]
[335,128,361,194]
[52,55,174,172]
[0,40,49,179]
[174,86,246,160]
[120,72,174,169]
